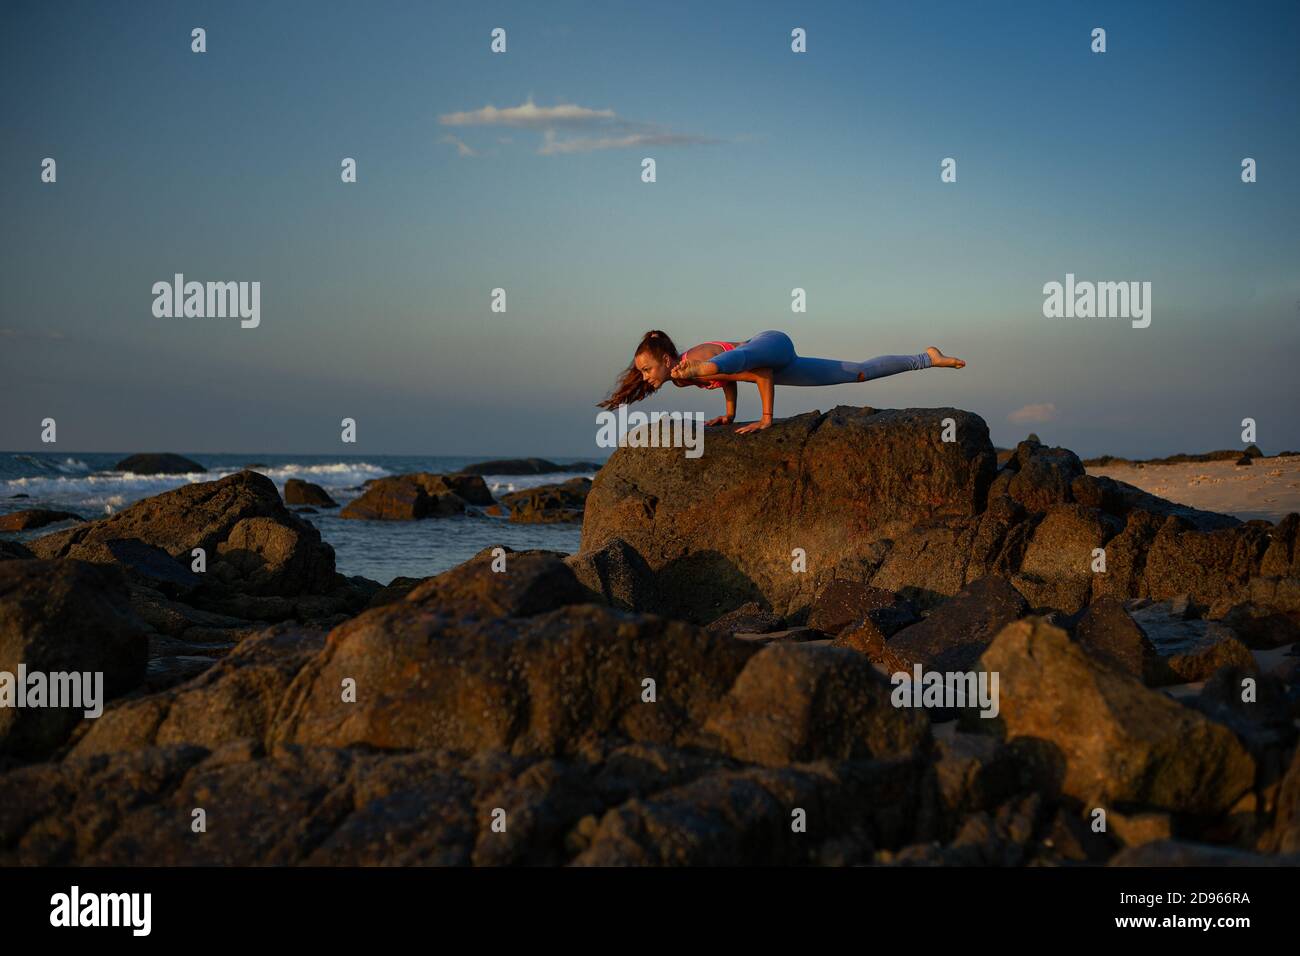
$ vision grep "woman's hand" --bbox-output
[705,414,733,427]
[735,415,773,435]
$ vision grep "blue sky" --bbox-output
[2,0,1297,457]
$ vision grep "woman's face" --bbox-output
[635,350,672,389]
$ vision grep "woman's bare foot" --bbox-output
[927,346,966,369]
[671,358,719,380]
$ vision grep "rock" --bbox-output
[1105,809,1173,848]
[405,548,589,620]
[1074,597,1160,681]
[1003,440,1084,513]
[113,453,205,474]
[831,605,917,658]
[455,458,601,476]
[339,473,491,520]
[0,560,148,759]
[1129,601,1257,685]
[806,581,908,635]
[1211,601,1300,649]
[1187,666,1295,773]
[270,604,756,755]
[499,478,591,524]
[60,538,201,597]
[575,757,926,866]
[0,541,35,561]
[70,624,327,757]
[27,471,341,599]
[705,601,783,636]
[363,576,426,609]
[877,576,1027,673]
[1011,504,1122,613]
[979,618,1255,815]
[283,479,337,507]
[564,538,658,612]
[1236,455,1253,466]
[702,643,929,767]
[581,406,996,621]
[1268,746,1300,853]
[0,509,83,532]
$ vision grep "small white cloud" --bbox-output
[439,98,615,129]
[437,97,720,156]
[438,134,478,158]
[1008,403,1058,424]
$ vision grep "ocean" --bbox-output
[0,451,602,585]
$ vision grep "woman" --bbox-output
[598,329,965,434]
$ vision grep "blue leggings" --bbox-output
[707,330,932,386]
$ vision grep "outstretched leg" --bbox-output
[773,346,964,386]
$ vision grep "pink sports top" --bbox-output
[677,341,735,390]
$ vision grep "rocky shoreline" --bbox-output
[2,405,1298,865]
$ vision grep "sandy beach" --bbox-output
[1088,454,1300,523]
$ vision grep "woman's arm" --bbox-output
[733,368,774,434]
[706,382,737,426]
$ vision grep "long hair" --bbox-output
[597,330,679,410]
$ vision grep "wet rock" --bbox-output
[0,509,83,532]
[0,560,148,759]
[499,477,591,524]
[113,453,205,474]
[284,479,337,507]
[979,618,1255,815]
[339,474,471,520]
[28,471,342,599]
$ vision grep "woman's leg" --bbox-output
[774,351,933,387]
[708,330,796,375]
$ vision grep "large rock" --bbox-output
[284,479,337,507]
[0,560,147,759]
[340,473,492,520]
[27,471,341,599]
[0,509,83,532]
[581,406,997,622]
[701,644,930,766]
[979,618,1255,815]
[113,453,205,474]
[70,624,326,757]
[270,602,756,755]
[564,538,658,612]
